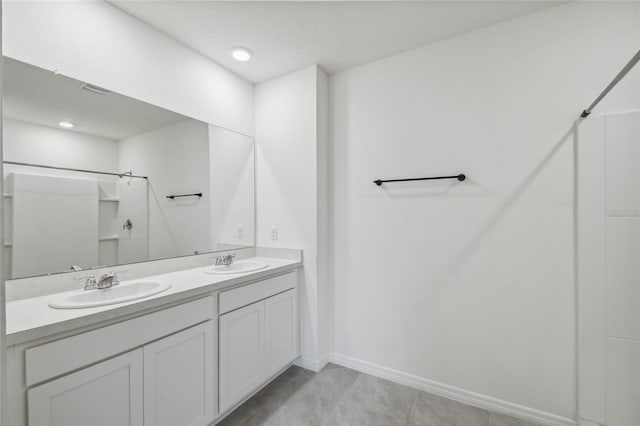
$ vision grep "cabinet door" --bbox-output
[144,321,215,426]
[264,289,299,378]
[28,349,143,426]
[219,301,264,412]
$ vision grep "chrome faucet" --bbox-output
[97,273,116,289]
[75,274,97,291]
[97,270,126,289]
[215,254,236,266]
[76,271,125,291]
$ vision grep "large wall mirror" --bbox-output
[2,57,255,280]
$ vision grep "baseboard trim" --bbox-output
[328,353,576,426]
[294,355,329,372]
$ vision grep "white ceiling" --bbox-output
[3,57,189,140]
[111,1,560,83]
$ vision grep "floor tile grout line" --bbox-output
[384,408,418,426]
[406,389,420,424]
[232,405,257,426]
[239,370,299,426]
[242,411,271,426]
[260,367,326,426]
[325,371,420,426]
[323,370,363,423]
[261,370,301,426]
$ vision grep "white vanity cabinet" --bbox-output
[219,271,299,413]
[7,265,301,426]
[11,296,216,426]
[28,322,214,426]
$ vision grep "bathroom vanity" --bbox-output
[5,256,301,426]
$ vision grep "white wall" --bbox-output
[3,119,119,173]
[255,65,329,368]
[2,1,254,137]
[209,126,255,249]
[329,2,640,422]
[120,119,211,260]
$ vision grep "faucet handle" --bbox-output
[74,274,95,280]
[110,270,127,286]
[75,274,97,291]
[214,254,236,266]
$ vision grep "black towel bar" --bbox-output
[373,174,466,186]
[166,192,203,199]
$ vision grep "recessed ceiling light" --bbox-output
[58,121,74,128]
[231,46,252,62]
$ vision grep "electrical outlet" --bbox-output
[271,226,278,241]
[237,225,244,240]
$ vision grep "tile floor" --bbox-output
[216,363,541,426]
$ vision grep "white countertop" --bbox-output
[6,257,301,346]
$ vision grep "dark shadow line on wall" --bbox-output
[439,123,576,284]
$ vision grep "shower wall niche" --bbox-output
[578,111,640,426]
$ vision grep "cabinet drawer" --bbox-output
[26,296,214,387]
[219,272,296,315]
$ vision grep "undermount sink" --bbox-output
[49,281,171,309]
[203,260,269,275]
